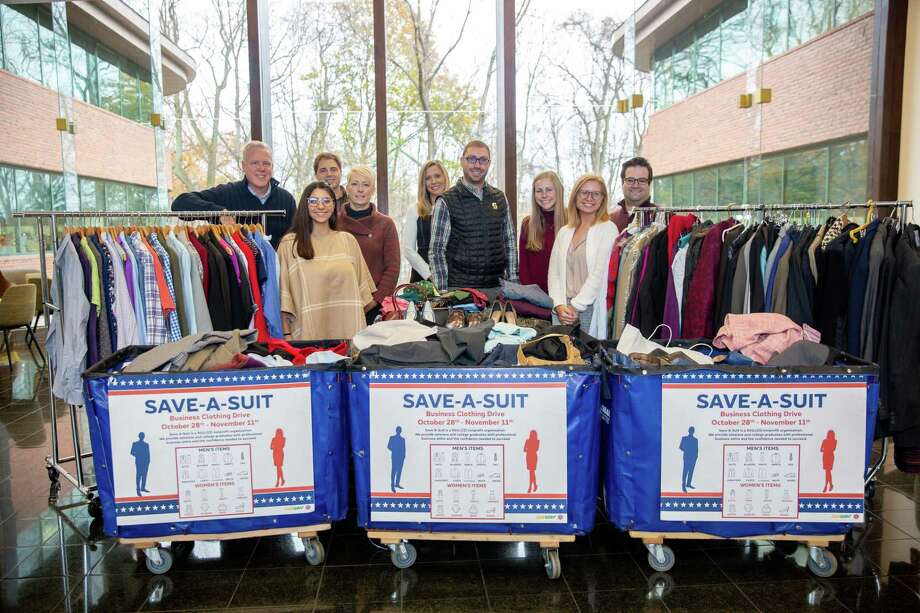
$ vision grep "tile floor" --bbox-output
[0,347,918,611]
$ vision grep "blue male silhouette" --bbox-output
[130,432,151,497]
[679,426,698,492]
[387,426,406,493]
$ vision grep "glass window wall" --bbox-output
[0,4,152,124]
[651,0,874,111]
[653,137,864,207]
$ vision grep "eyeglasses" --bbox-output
[307,197,334,206]
[463,155,490,166]
[624,177,649,186]
[578,190,603,200]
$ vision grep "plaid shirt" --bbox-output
[149,233,182,342]
[429,179,518,290]
[130,232,168,344]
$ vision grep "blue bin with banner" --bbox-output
[602,358,879,577]
[81,346,349,573]
[347,366,602,577]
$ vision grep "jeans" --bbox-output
[499,279,553,308]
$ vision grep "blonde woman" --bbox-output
[402,161,449,282]
[548,174,617,338]
[518,171,566,293]
[337,164,401,324]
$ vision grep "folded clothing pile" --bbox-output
[122,330,347,373]
[352,320,596,368]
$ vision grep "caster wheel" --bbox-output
[647,571,675,598]
[865,481,876,501]
[303,537,325,566]
[807,549,838,578]
[647,545,675,572]
[87,497,102,519]
[47,467,59,483]
[390,542,417,569]
[542,548,562,579]
[145,548,173,575]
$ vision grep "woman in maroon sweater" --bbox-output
[518,171,567,293]
[337,164,401,324]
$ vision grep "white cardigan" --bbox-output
[401,206,431,280]
[548,220,618,338]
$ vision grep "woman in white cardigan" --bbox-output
[548,174,617,338]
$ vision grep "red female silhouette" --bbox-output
[820,430,837,492]
[524,430,540,493]
[270,428,286,487]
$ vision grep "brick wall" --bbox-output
[0,69,157,186]
[642,14,874,177]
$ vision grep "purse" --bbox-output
[383,283,450,324]
[382,283,421,321]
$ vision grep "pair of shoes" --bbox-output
[446,308,466,329]
[487,301,518,325]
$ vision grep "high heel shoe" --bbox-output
[503,302,518,326]
[446,308,466,329]
[488,301,505,324]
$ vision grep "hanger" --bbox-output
[849,200,875,243]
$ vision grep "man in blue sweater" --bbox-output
[171,141,296,248]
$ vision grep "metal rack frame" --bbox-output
[11,209,287,508]
[636,200,914,219]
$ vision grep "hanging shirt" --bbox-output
[167,230,198,336]
[232,231,268,341]
[670,235,692,333]
[47,236,90,406]
[130,232,168,344]
[120,232,148,344]
[253,230,283,339]
[102,233,140,349]
[176,231,214,334]
[148,233,182,342]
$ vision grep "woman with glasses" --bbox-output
[548,174,617,338]
[402,160,449,282]
[519,171,567,293]
[278,181,375,340]
[337,165,401,324]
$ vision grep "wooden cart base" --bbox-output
[629,530,844,577]
[122,523,332,574]
[367,530,575,578]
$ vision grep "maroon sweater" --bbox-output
[336,204,401,305]
[518,209,556,293]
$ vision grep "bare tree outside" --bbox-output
[160,0,645,235]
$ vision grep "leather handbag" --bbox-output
[382,283,421,321]
[383,283,450,324]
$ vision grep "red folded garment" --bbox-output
[266,339,349,365]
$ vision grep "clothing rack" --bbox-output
[636,200,913,219]
[633,200,913,490]
[11,209,288,508]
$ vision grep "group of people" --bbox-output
[171,138,657,341]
